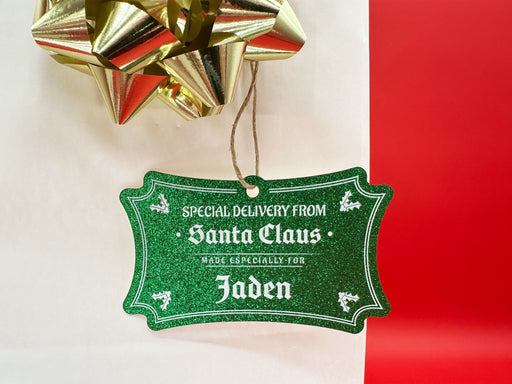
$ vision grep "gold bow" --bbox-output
[32,0,305,123]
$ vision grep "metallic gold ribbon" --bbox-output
[32,0,306,124]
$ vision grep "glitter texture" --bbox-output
[120,167,392,333]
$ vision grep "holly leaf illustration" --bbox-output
[152,291,171,310]
[338,292,360,312]
[150,193,170,214]
[340,191,362,212]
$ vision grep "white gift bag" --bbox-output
[0,1,369,382]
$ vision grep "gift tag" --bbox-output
[121,167,392,333]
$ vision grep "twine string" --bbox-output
[230,61,260,189]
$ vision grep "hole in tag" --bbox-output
[246,186,260,198]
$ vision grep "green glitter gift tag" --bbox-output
[120,167,392,333]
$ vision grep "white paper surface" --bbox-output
[0,1,369,383]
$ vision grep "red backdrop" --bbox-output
[367,0,512,382]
